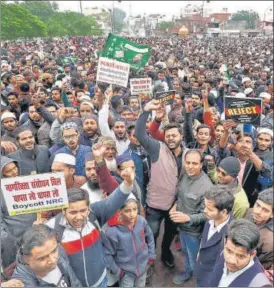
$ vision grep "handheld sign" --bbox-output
[96,57,130,88]
[130,78,152,95]
[1,172,68,216]
[224,96,262,126]
[154,90,176,105]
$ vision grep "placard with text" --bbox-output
[1,172,68,216]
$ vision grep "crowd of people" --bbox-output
[0,34,273,287]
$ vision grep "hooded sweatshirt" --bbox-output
[102,215,156,278]
[0,156,36,238]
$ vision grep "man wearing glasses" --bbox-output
[208,156,250,219]
[52,122,91,176]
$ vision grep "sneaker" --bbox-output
[173,272,192,285]
[161,254,175,269]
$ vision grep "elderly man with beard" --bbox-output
[7,127,50,175]
[53,122,91,176]
[80,115,100,147]
[99,89,130,155]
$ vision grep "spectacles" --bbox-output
[217,168,228,177]
[63,134,78,141]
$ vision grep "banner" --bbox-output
[224,96,262,126]
[154,90,176,105]
[101,33,151,70]
[96,57,130,88]
[130,78,152,95]
[1,173,68,216]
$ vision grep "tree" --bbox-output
[20,0,59,22]
[231,10,259,29]
[1,3,47,40]
[113,7,126,33]
[156,21,176,30]
[47,12,103,37]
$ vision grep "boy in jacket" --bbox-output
[102,196,156,287]
[194,186,234,287]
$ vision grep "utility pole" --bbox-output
[79,0,83,15]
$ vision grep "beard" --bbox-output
[105,158,117,172]
[87,179,99,190]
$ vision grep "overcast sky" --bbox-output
[56,1,273,21]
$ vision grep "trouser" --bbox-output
[119,272,147,288]
[146,206,177,258]
[179,231,200,273]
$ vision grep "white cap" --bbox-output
[235,92,246,98]
[242,77,251,84]
[1,62,8,68]
[257,128,273,138]
[259,92,271,100]
[79,95,91,102]
[244,88,253,95]
[1,112,16,122]
[80,101,94,110]
[53,153,76,166]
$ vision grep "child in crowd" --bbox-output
[102,195,156,287]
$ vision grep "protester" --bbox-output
[1,32,273,288]
[102,195,156,287]
[207,219,271,287]
[170,149,213,284]
[12,224,82,287]
[245,188,273,270]
[45,164,135,287]
[194,186,234,287]
[208,156,250,219]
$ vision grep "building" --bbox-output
[83,7,111,35]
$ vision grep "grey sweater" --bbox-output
[177,170,213,236]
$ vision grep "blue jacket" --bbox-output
[102,215,155,278]
[207,254,271,287]
[194,215,233,286]
[53,144,91,176]
[12,245,82,287]
[46,183,133,287]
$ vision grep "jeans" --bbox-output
[179,231,200,273]
[119,272,147,287]
[146,206,177,258]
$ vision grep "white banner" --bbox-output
[96,57,130,88]
[1,172,68,216]
[130,78,152,95]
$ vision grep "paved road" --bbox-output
[146,222,195,287]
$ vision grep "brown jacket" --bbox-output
[245,208,274,270]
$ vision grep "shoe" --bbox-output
[161,254,175,269]
[173,272,192,285]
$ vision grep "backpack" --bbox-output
[54,210,101,242]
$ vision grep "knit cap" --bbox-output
[116,153,133,166]
[218,156,240,178]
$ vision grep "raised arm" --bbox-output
[183,99,195,145]
[135,100,161,163]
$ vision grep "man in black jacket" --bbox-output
[12,224,82,287]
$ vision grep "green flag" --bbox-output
[101,33,151,70]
